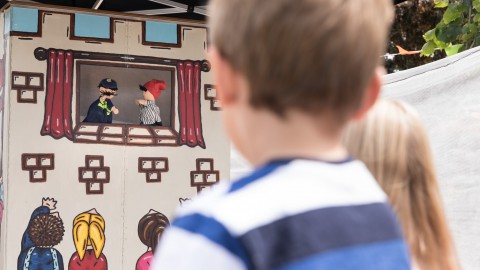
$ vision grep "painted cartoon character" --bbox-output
[68,209,107,270]
[136,210,170,270]
[83,78,119,124]
[18,198,65,270]
[135,79,167,126]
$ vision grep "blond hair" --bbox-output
[209,0,393,119]
[343,100,460,270]
[73,211,106,260]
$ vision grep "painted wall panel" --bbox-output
[0,11,7,270]
[0,5,227,270]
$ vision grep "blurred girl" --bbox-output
[343,100,460,270]
[136,210,169,270]
[68,209,107,270]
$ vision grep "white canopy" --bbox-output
[231,47,480,269]
[384,47,480,269]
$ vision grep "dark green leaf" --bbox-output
[443,3,467,24]
[436,24,463,43]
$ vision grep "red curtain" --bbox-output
[41,49,74,140]
[177,61,205,148]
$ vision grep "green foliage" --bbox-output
[422,0,480,56]
[435,0,450,8]
[386,0,445,73]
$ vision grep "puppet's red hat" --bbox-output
[140,79,167,100]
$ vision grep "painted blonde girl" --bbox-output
[343,99,460,270]
[68,209,107,270]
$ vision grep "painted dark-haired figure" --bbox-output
[136,210,170,270]
[18,197,65,270]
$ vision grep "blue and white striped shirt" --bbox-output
[153,158,411,270]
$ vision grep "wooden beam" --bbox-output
[92,0,104,10]
[148,0,188,9]
[33,47,212,72]
[128,7,186,16]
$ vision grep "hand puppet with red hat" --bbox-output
[139,79,167,100]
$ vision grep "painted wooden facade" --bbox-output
[0,2,228,269]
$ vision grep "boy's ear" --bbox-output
[351,67,383,120]
[208,48,239,106]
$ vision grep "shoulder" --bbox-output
[87,100,100,111]
[175,159,389,235]
[99,253,107,261]
[69,251,79,261]
[52,248,63,258]
[89,99,100,106]
[159,159,408,269]
[167,182,236,247]
[147,100,159,108]
[138,251,153,260]
[31,206,50,217]
[137,251,153,269]
[174,181,232,218]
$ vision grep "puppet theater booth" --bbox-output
[0,2,229,269]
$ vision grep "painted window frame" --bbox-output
[70,13,114,43]
[73,60,179,147]
[11,71,44,104]
[141,21,182,48]
[9,8,43,37]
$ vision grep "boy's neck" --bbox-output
[237,109,348,167]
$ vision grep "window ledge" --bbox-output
[74,123,178,146]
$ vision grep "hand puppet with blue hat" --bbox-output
[83,78,120,124]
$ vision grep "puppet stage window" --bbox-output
[76,62,174,127]
[74,61,178,146]
[36,47,208,148]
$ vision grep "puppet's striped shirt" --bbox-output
[139,100,162,125]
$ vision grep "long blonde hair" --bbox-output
[343,99,460,270]
[73,209,106,260]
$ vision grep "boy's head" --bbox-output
[208,0,393,122]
